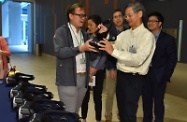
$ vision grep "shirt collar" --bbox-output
[130,23,145,36]
[68,22,81,33]
[155,29,161,41]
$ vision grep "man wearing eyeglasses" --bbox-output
[99,2,156,122]
[104,8,126,122]
[142,11,177,122]
[53,3,98,113]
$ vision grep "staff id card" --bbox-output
[89,76,96,86]
[129,46,137,54]
[80,58,86,64]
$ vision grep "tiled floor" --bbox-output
[9,53,187,122]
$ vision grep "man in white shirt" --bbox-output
[99,2,156,122]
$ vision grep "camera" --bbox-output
[89,19,117,50]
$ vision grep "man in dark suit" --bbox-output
[105,9,126,122]
[142,11,177,122]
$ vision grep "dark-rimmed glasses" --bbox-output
[113,15,123,19]
[147,20,159,23]
[72,13,87,19]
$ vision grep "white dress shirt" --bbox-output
[111,23,156,75]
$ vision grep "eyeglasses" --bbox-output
[147,20,159,23]
[72,13,87,19]
[113,15,123,19]
[124,13,134,19]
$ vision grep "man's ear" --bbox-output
[69,13,73,20]
[159,21,162,27]
[138,11,143,18]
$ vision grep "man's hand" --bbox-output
[90,67,97,77]
[109,70,117,80]
[98,24,108,34]
[98,38,114,55]
[79,39,98,52]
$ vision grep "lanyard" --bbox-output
[69,24,84,46]
[69,23,85,60]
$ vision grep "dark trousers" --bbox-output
[116,70,144,122]
[81,69,105,121]
[142,68,167,122]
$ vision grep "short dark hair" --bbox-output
[66,3,84,22]
[126,1,146,17]
[113,9,124,17]
[148,11,164,24]
[88,14,102,26]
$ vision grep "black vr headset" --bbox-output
[89,19,117,50]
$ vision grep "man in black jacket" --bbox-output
[142,11,177,122]
[105,9,126,122]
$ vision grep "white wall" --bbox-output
[2,1,9,38]
[9,1,22,45]
[2,1,22,45]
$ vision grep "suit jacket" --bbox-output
[53,24,90,87]
[151,31,177,84]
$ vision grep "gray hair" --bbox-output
[126,2,146,17]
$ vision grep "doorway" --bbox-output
[2,0,32,53]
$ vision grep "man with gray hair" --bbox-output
[99,2,156,122]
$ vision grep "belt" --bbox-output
[76,72,86,76]
[118,70,140,76]
[124,72,139,75]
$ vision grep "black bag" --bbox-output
[42,110,81,122]
[13,90,53,109]
[29,110,81,122]
[10,81,47,99]
[6,72,35,86]
[19,98,65,122]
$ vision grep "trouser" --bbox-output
[81,69,105,121]
[116,70,144,122]
[142,68,167,122]
[105,69,117,120]
[57,74,87,113]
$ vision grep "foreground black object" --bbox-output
[29,109,81,122]
[10,82,47,99]
[18,98,65,122]
[89,19,116,50]
[13,90,53,109]
[6,72,35,86]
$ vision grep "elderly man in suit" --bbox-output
[142,11,177,122]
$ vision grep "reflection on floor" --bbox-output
[9,53,187,122]
[8,45,28,53]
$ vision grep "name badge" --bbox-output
[129,46,137,54]
[89,76,96,86]
[80,58,86,64]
